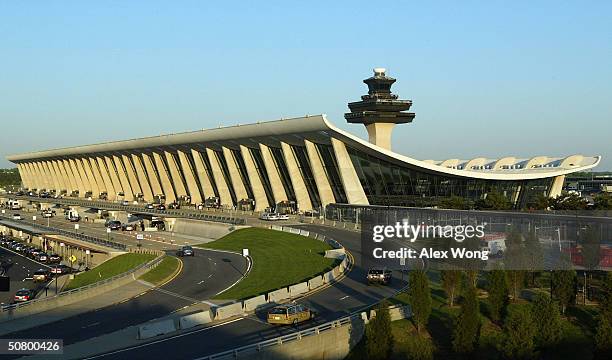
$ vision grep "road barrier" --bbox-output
[288,282,309,298]
[214,302,244,320]
[179,311,214,330]
[307,275,323,290]
[323,269,335,284]
[137,319,177,340]
[242,295,268,312]
[267,288,290,303]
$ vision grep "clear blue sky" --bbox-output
[1,1,610,169]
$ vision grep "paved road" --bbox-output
[3,247,247,350]
[84,225,414,360]
[0,246,51,305]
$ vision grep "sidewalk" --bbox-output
[0,279,153,336]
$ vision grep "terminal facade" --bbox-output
[7,69,600,212]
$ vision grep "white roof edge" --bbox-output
[320,115,601,180]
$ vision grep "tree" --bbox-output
[406,335,434,360]
[595,273,612,358]
[452,284,481,354]
[524,228,543,286]
[501,306,537,359]
[531,294,562,347]
[548,193,589,210]
[593,193,612,210]
[475,191,512,210]
[582,225,601,272]
[487,270,509,323]
[439,195,470,210]
[441,270,462,307]
[506,271,525,302]
[551,270,576,314]
[365,300,393,360]
[408,270,432,333]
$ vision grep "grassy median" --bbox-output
[64,253,156,290]
[197,227,339,300]
[139,256,181,285]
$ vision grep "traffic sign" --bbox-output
[69,255,77,263]
[136,234,144,241]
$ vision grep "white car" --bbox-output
[42,211,53,218]
[12,214,23,220]
[121,200,130,206]
[260,213,280,221]
[278,214,289,220]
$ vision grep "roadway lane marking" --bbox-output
[339,295,350,300]
[82,317,245,359]
[82,322,100,329]
[152,287,199,303]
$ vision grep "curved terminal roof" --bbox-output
[7,114,600,181]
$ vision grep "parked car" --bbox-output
[145,203,155,210]
[14,288,35,302]
[47,254,61,263]
[105,220,122,230]
[42,210,54,218]
[33,269,50,282]
[156,204,166,211]
[168,202,180,209]
[176,245,194,257]
[50,265,72,275]
[12,214,22,220]
[121,200,130,206]
[260,212,280,221]
[277,214,290,220]
[367,268,392,285]
[267,303,315,325]
[150,219,166,231]
[121,223,135,231]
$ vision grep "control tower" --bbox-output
[344,68,415,151]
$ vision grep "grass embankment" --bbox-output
[139,256,181,285]
[64,253,156,290]
[197,227,339,300]
[347,270,599,360]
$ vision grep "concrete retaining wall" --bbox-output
[214,302,244,320]
[242,295,268,312]
[323,270,335,284]
[179,310,213,330]
[389,305,411,321]
[325,249,346,259]
[308,276,324,290]
[169,218,232,239]
[289,282,309,298]
[267,288,290,303]
[137,319,176,340]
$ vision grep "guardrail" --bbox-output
[0,214,127,251]
[0,251,164,313]
[9,195,247,225]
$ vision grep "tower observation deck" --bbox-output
[345,68,415,150]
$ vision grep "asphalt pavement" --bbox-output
[0,246,50,305]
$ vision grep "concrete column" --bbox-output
[60,160,79,193]
[112,155,134,200]
[42,161,61,193]
[365,123,396,151]
[259,144,288,204]
[51,160,68,192]
[549,175,565,198]
[16,164,31,189]
[190,149,215,200]
[87,158,106,194]
[72,158,91,195]
[222,147,248,201]
[103,156,124,199]
[331,138,369,205]
[177,150,203,204]
[205,148,233,207]
[240,145,269,211]
[152,152,176,203]
[305,140,335,207]
[131,154,153,202]
[34,162,51,191]
[80,158,100,198]
[68,159,87,197]
[141,153,164,198]
[280,142,313,211]
[23,163,37,189]
[27,162,42,190]
[121,155,142,198]
[163,151,188,200]
[95,157,116,199]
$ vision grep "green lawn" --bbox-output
[139,256,181,285]
[196,227,339,300]
[64,253,156,290]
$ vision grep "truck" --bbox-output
[480,233,507,257]
[64,209,80,222]
[7,200,22,210]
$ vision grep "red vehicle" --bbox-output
[14,288,34,302]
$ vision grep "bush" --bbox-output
[531,294,562,347]
[452,284,481,354]
[500,305,537,359]
[365,301,393,360]
[487,270,509,323]
[405,335,434,360]
[408,270,432,333]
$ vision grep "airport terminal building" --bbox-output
[6,69,600,212]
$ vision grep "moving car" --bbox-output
[150,219,166,231]
[367,268,392,285]
[278,214,290,220]
[176,245,194,257]
[48,254,61,263]
[260,213,280,221]
[121,200,130,206]
[12,214,22,220]
[33,269,50,282]
[145,203,155,210]
[42,210,54,218]
[105,220,122,230]
[50,264,72,275]
[121,223,135,231]
[267,303,314,325]
[156,204,166,211]
[14,288,34,302]
[35,253,49,263]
